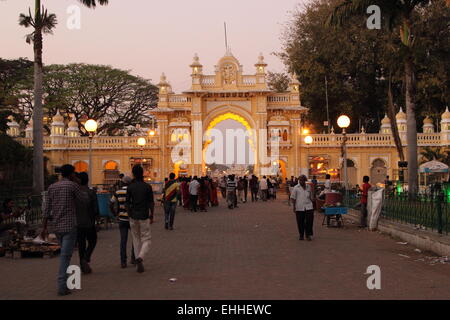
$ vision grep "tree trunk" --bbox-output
[405,56,418,195]
[32,0,44,195]
[387,74,405,162]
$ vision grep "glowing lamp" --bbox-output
[304,136,313,145]
[84,119,98,133]
[137,137,147,147]
[337,115,350,129]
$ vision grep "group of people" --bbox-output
[42,163,154,296]
[179,176,219,212]
[289,173,374,241]
[31,162,376,296]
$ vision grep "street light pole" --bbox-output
[84,119,98,188]
[137,137,147,163]
[337,115,350,199]
[88,134,93,188]
[342,129,348,193]
[304,135,313,179]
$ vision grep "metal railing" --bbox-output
[381,192,449,235]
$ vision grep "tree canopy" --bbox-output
[6,62,158,136]
[279,0,450,133]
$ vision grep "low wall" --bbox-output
[347,209,450,257]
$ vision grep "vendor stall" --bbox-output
[419,160,449,188]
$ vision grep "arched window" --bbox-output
[74,161,88,173]
[283,129,288,141]
[104,161,118,171]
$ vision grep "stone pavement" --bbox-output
[0,194,449,300]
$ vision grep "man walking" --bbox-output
[250,175,259,202]
[260,176,268,201]
[290,175,314,241]
[360,176,371,228]
[189,176,200,212]
[110,176,135,268]
[243,176,249,203]
[41,164,88,296]
[126,165,154,273]
[163,173,180,230]
[237,177,245,203]
[226,175,237,209]
[75,172,99,274]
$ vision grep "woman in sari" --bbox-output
[210,178,219,207]
[181,178,190,210]
[198,178,208,212]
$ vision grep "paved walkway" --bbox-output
[1,195,449,300]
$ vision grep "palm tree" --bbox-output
[328,0,433,195]
[19,0,108,195]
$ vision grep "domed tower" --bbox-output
[422,116,434,133]
[380,114,391,134]
[67,114,79,137]
[50,109,66,147]
[158,73,172,95]
[255,53,268,89]
[441,107,450,132]
[396,107,407,133]
[441,107,450,146]
[289,73,300,93]
[190,54,203,91]
[25,118,33,138]
[51,110,65,137]
[6,116,20,137]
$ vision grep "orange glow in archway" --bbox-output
[202,112,257,174]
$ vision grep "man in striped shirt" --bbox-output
[226,175,238,209]
[162,173,180,230]
[110,176,135,268]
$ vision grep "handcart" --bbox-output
[322,206,348,228]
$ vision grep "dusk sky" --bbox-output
[1,0,308,92]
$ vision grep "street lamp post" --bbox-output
[337,115,351,198]
[137,137,146,160]
[84,119,98,188]
[304,135,313,179]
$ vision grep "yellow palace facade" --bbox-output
[7,51,450,187]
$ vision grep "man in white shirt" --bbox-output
[259,176,268,201]
[290,175,314,241]
[189,177,200,212]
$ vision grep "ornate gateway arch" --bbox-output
[150,50,308,179]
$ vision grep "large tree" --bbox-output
[17,64,158,136]
[279,0,390,134]
[328,0,437,195]
[19,0,109,195]
[281,0,449,194]
[0,58,33,133]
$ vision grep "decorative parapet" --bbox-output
[305,132,445,147]
[16,136,161,151]
[267,93,303,110]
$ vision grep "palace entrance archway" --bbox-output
[202,111,257,177]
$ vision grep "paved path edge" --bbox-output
[347,209,450,257]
